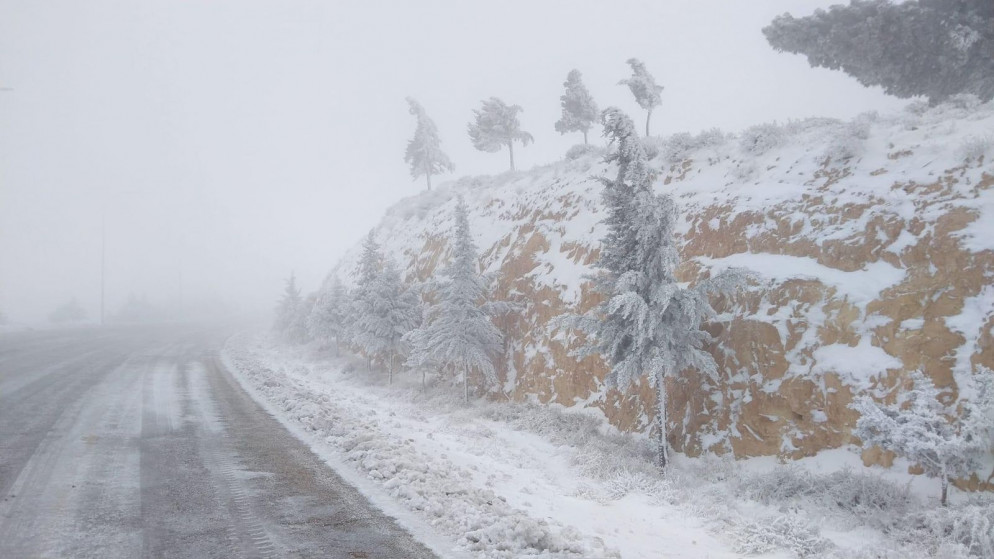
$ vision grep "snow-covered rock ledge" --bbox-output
[223,333,994,558]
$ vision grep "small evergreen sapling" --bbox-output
[851,370,994,506]
[555,69,599,145]
[353,260,420,383]
[467,97,534,172]
[618,58,664,136]
[274,273,307,343]
[406,196,503,400]
[308,274,349,355]
[558,108,744,469]
[404,98,455,191]
[348,231,383,371]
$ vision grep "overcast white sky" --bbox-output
[0,0,907,323]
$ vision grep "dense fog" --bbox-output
[0,0,904,324]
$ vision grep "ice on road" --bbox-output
[0,326,435,558]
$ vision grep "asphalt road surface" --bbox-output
[0,325,437,558]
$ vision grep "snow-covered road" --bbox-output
[0,326,435,558]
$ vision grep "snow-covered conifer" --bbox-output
[554,69,599,145]
[467,97,533,171]
[405,97,455,191]
[308,274,349,355]
[406,196,503,400]
[559,108,744,469]
[763,0,994,104]
[851,370,992,506]
[274,272,306,343]
[348,231,383,370]
[353,260,420,383]
[618,58,664,136]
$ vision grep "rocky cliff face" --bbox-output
[331,98,994,484]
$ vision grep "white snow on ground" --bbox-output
[224,334,993,559]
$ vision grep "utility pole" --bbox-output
[100,213,106,325]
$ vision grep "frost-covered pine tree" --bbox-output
[467,97,534,172]
[348,231,383,370]
[406,196,503,400]
[308,274,349,355]
[353,260,420,383]
[555,69,599,145]
[618,58,664,136]
[404,97,455,191]
[559,108,744,469]
[851,369,994,506]
[763,0,994,104]
[274,272,306,343]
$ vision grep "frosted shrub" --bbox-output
[739,122,785,155]
[958,136,992,162]
[661,129,726,163]
[822,468,915,522]
[901,502,994,558]
[640,136,662,160]
[565,143,599,161]
[733,514,831,557]
[738,465,818,504]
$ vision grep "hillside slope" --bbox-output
[329,97,994,479]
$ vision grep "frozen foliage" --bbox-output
[405,97,455,191]
[958,135,993,162]
[353,260,420,383]
[406,197,503,400]
[48,298,88,323]
[764,0,994,104]
[618,58,664,136]
[850,370,992,505]
[561,108,745,468]
[739,122,785,155]
[467,97,534,171]
[904,499,994,558]
[347,231,383,368]
[733,514,831,557]
[660,128,726,163]
[564,143,599,161]
[308,274,349,355]
[554,69,599,145]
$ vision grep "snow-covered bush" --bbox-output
[739,122,785,155]
[661,128,726,163]
[733,514,831,557]
[850,370,991,506]
[958,135,993,162]
[565,143,599,161]
[900,500,994,558]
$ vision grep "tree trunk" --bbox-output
[508,141,515,172]
[582,129,588,145]
[388,348,394,385]
[645,109,653,137]
[366,355,371,372]
[425,172,432,191]
[941,466,949,507]
[422,369,426,393]
[464,366,469,402]
[655,373,669,470]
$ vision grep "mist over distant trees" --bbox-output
[49,298,88,324]
[468,97,533,172]
[764,0,994,104]
[554,69,599,145]
[274,273,307,343]
[618,58,664,136]
[405,98,455,191]
[308,274,349,355]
